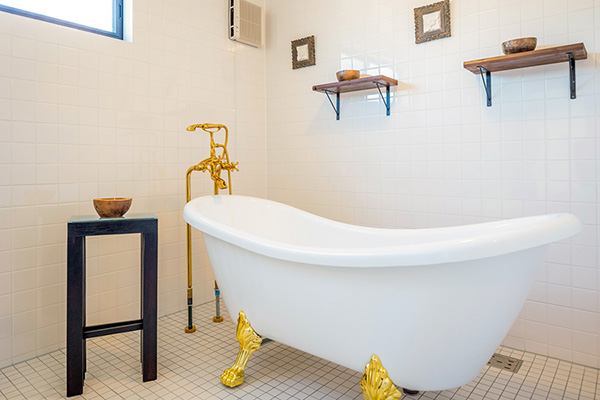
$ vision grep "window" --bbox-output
[0,0,123,40]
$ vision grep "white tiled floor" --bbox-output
[0,302,598,399]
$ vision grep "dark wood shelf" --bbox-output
[312,75,398,93]
[463,43,587,74]
[312,75,398,120]
[463,43,587,106]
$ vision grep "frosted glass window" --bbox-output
[0,0,123,39]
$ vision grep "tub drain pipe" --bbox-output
[213,281,223,322]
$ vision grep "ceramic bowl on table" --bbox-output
[502,37,537,54]
[93,197,132,218]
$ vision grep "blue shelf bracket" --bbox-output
[374,82,391,116]
[567,52,576,99]
[324,90,340,120]
[477,66,492,107]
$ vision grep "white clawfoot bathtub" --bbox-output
[184,195,581,391]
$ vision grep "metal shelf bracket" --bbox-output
[477,66,492,107]
[475,54,579,106]
[567,52,576,99]
[324,90,340,120]
[374,82,391,116]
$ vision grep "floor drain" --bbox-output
[487,353,523,373]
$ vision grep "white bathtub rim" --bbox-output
[184,195,582,267]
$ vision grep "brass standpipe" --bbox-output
[185,123,238,333]
[213,281,224,323]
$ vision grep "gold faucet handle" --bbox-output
[225,161,239,172]
[193,159,210,172]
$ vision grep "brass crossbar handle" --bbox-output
[184,123,238,333]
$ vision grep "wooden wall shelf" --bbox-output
[463,43,587,73]
[463,43,587,106]
[313,75,398,120]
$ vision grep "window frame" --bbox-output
[0,0,124,40]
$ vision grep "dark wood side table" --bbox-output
[66,214,158,397]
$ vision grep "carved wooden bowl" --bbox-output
[502,37,537,54]
[93,197,132,218]
[336,70,360,81]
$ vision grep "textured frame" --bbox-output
[414,0,451,44]
[291,36,316,69]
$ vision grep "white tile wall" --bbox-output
[0,0,266,368]
[264,0,600,368]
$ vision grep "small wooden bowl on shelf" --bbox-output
[93,197,132,218]
[502,37,537,55]
[336,70,360,81]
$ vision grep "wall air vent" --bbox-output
[229,0,262,47]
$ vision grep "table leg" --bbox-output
[66,235,85,397]
[141,228,158,381]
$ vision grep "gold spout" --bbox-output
[216,177,227,189]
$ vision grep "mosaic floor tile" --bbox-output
[1,302,597,399]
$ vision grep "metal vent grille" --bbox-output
[239,0,261,46]
[487,353,523,373]
[229,0,262,47]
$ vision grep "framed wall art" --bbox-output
[291,35,315,69]
[414,1,451,44]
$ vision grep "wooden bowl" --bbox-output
[336,70,360,81]
[502,37,537,54]
[93,197,132,218]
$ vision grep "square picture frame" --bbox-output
[414,1,451,44]
[291,35,315,69]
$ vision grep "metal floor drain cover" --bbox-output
[487,353,523,373]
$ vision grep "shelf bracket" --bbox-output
[324,90,340,120]
[477,66,492,107]
[374,82,391,116]
[567,52,576,99]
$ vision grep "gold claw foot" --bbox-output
[360,355,402,400]
[220,310,262,388]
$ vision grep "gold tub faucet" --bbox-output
[186,123,239,193]
[184,123,238,333]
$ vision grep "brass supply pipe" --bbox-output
[184,123,238,333]
[185,165,198,333]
